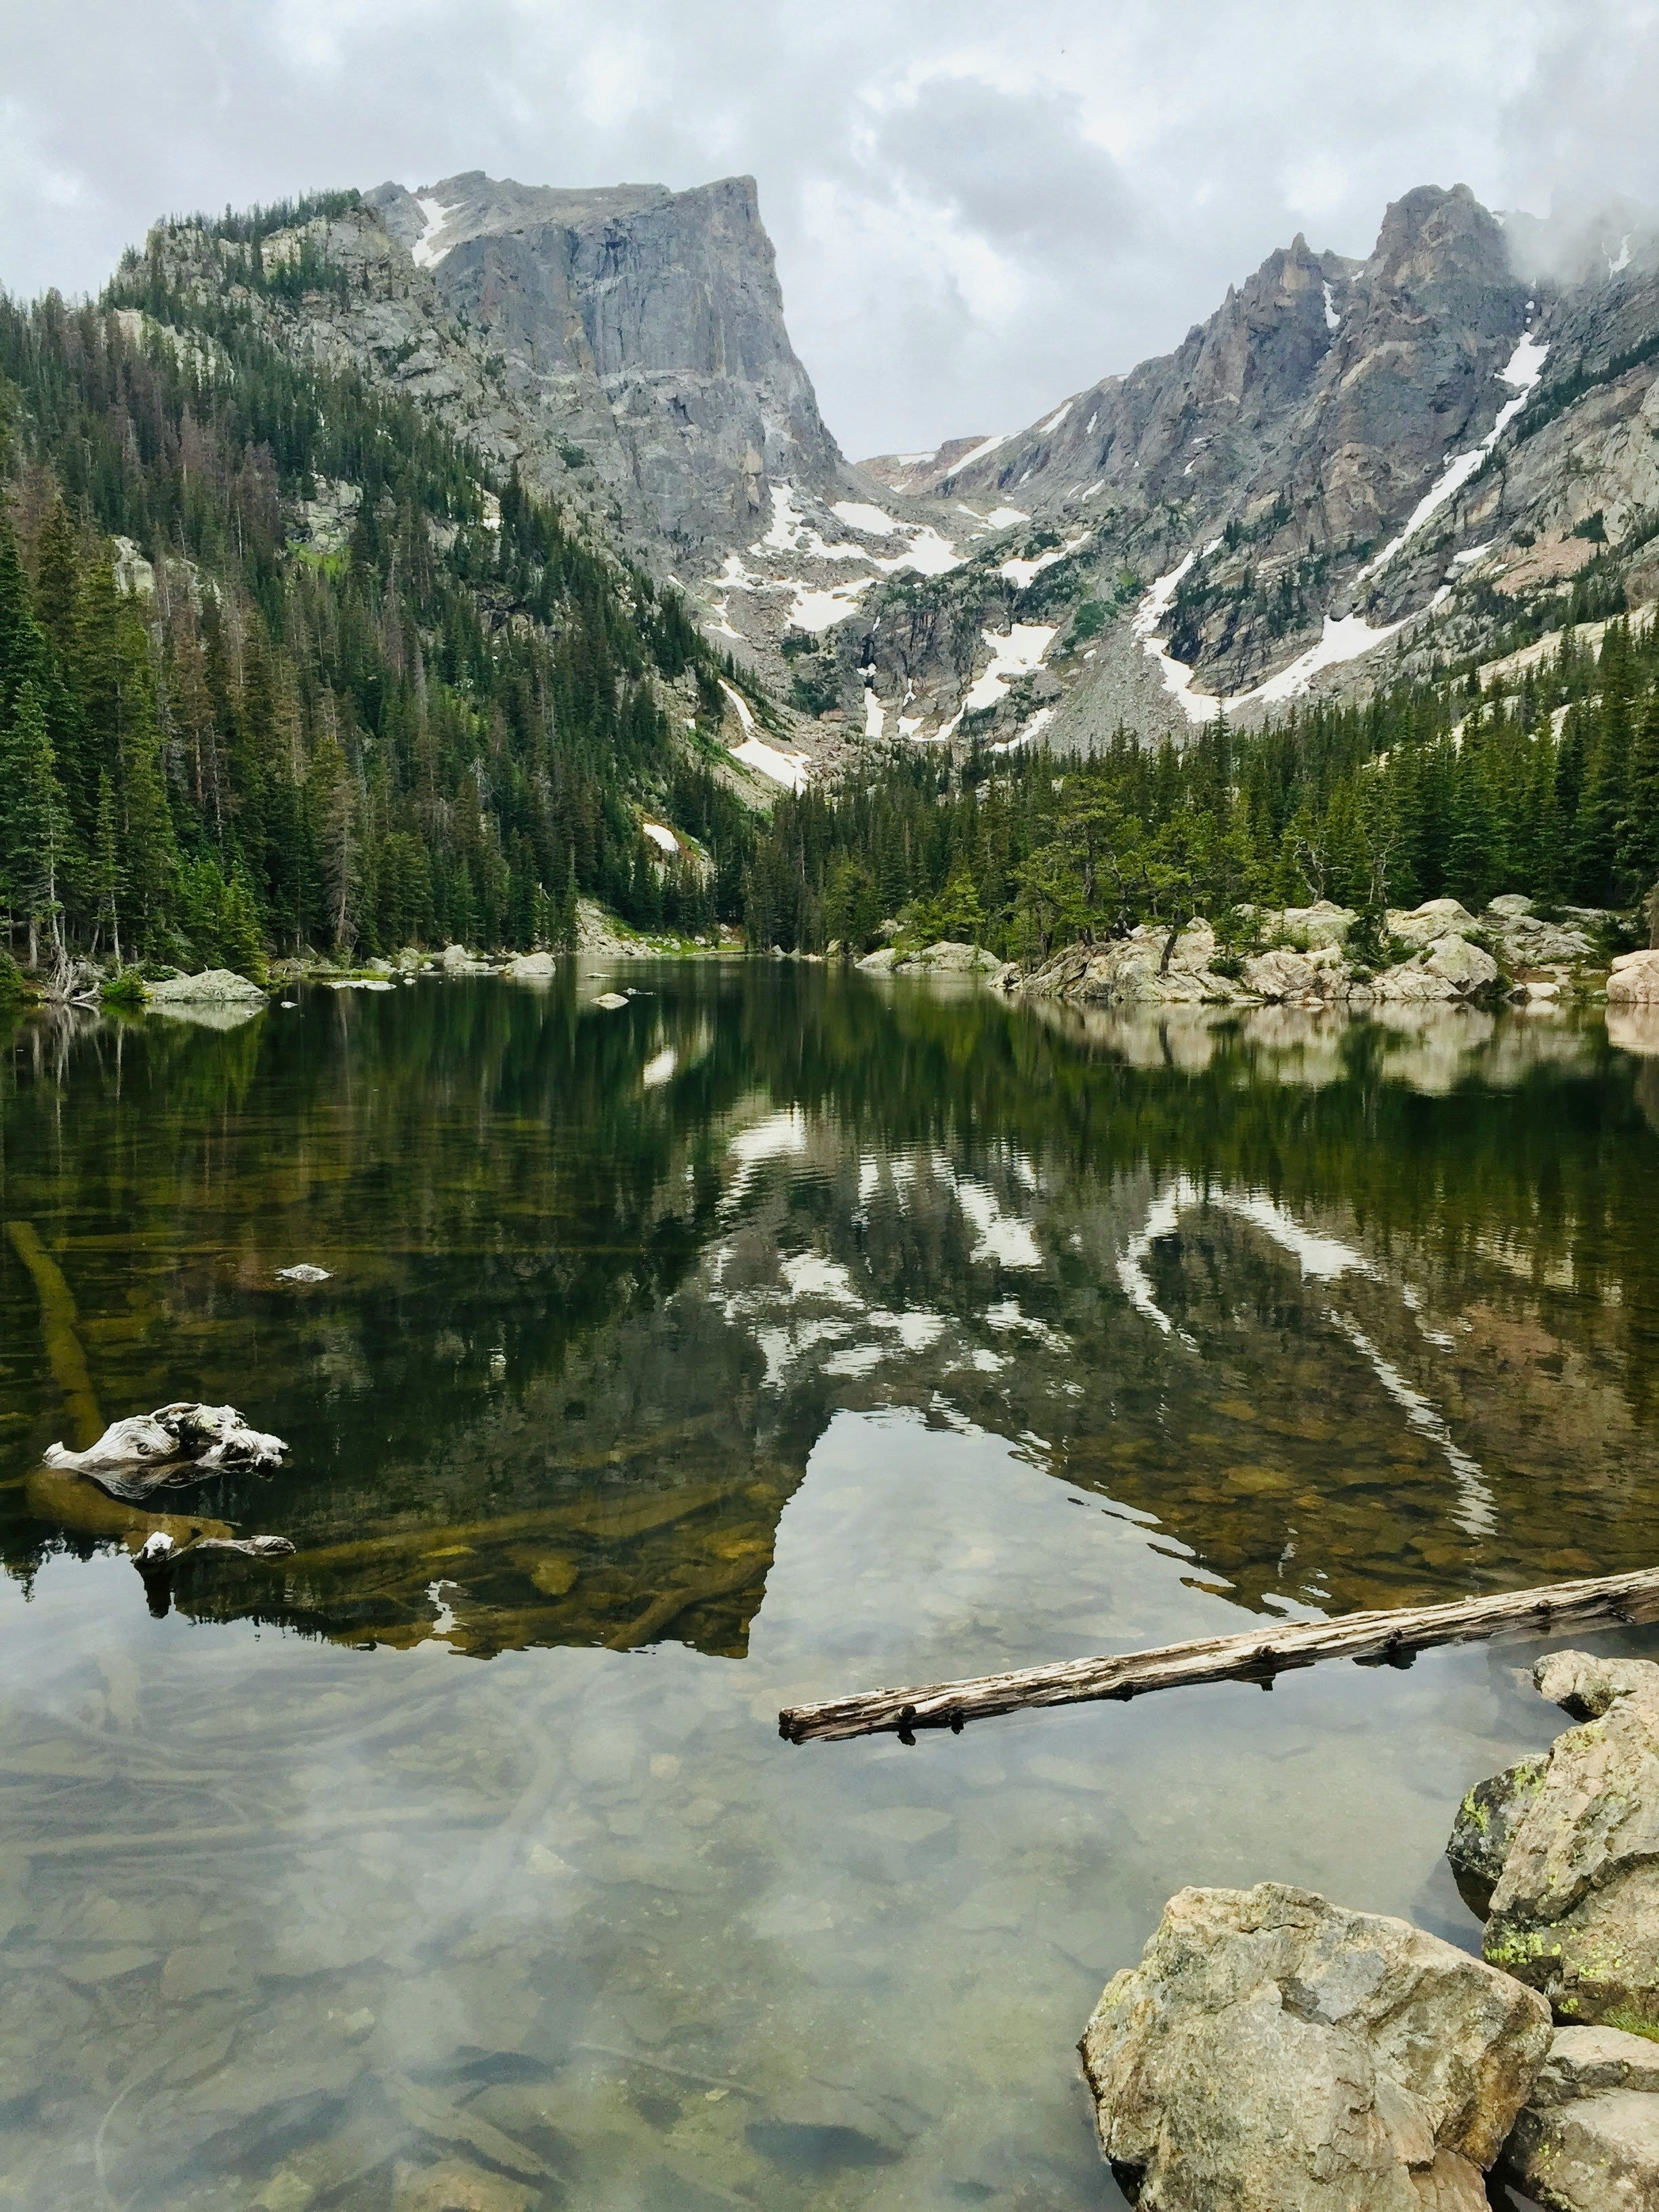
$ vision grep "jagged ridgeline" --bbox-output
[744,644,1659,958]
[0,207,760,971]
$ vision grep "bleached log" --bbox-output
[779,1566,1659,1744]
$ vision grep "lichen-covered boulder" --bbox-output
[1080,1882,1550,2209]
[1459,1652,1659,2034]
[1388,899,1479,947]
[1277,899,1355,949]
[1448,1757,1551,1919]
[1498,2025,1659,2210]
[142,968,266,1005]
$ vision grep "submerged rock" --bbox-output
[1080,1881,1549,2209]
[1499,2024,1659,2209]
[392,2158,532,2212]
[1456,1652,1659,2034]
[44,1404,287,1500]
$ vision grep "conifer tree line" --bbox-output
[745,619,1659,958]
[0,284,752,977]
[2,247,1656,983]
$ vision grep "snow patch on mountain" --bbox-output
[1359,328,1548,581]
[410,194,455,269]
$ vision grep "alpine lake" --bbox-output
[3,964,1659,2212]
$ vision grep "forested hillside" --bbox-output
[745,629,1659,958]
[1,207,1657,983]
[0,250,754,981]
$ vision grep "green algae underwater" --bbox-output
[2,966,1659,2210]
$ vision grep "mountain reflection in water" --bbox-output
[4,970,1659,2212]
[4,971,1658,1651]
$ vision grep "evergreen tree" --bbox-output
[0,680,68,968]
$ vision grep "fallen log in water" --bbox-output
[779,1565,1659,1744]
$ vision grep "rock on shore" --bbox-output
[1452,1651,1659,2036]
[1021,895,1612,1009]
[1079,1881,1549,2209]
[1499,2024,1659,2209]
[857,940,1012,979]
[142,968,266,1004]
[1608,948,1659,1004]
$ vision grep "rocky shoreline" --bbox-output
[1083,1649,1659,2209]
[1019,895,1659,1013]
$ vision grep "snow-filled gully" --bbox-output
[1136,325,1549,724]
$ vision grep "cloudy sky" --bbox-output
[4,1,1658,456]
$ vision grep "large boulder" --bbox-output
[1389,899,1480,948]
[1499,2025,1659,2210]
[1481,901,1597,967]
[1242,945,1349,1004]
[1076,923,1251,1006]
[1080,1882,1549,2209]
[1455,1652,1659,2033]
[142,968,265,1005]
[1374,936,1500,1002]
[1279,900,1356,949]
[1608,949,1659,1006]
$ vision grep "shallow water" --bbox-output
[2,969,1658,2209]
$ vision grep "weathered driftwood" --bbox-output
[779,1566,1659,1744]
[45,1402,287,1500]
[133,1529,295,1616]
[134,1531,295,1576]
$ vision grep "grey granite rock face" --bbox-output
[150,173,848,570]
[1499,2025,1659,2210]
[939,186,1530,697]
[1454,1653,1659,2038]
[363,173,846,556]
[1080,1882,1551,2210]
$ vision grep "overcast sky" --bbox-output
[4,1,1658,456]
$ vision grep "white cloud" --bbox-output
[2,1,1658,457]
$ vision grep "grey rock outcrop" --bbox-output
[857,940,1008,977]
[142,968,266,1005]
[1499,2025,1659,2211]
[1080,1881,1550,2209]
[1242,945,1352,1003]
[150,173,848,569]
[1609,949,1659,1004]
[1374,935,1501,1001]
[1453,1652,1659,2034]
[1025,922,1252,1006]
[368,172,846,554]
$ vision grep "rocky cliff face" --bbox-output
[366,172,846,556]
[148,172,848,565]
[822,180,1659,752]
[924,186,1535,702]
[128,170,1659,769]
